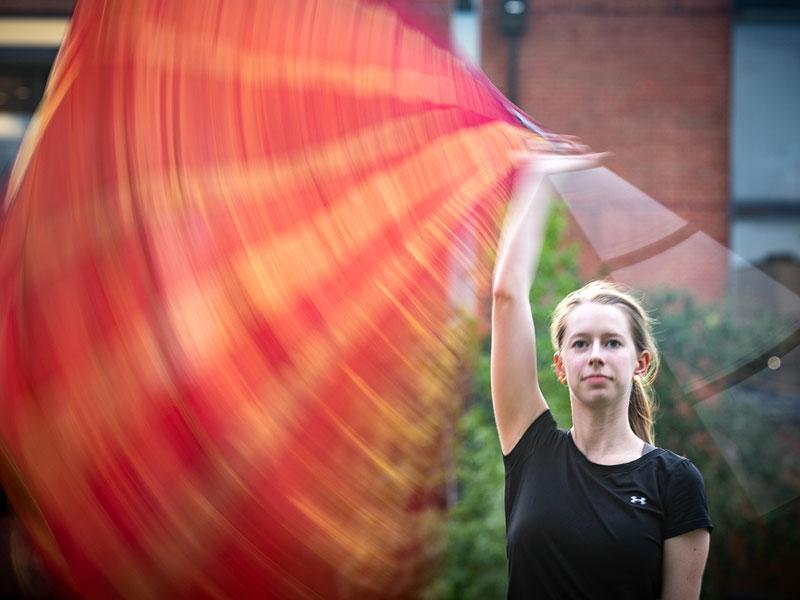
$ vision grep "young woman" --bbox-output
[491,152,712,599]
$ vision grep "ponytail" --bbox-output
[628,378,655,445]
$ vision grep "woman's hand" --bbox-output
[514,147,609,178]
[533,151,608,174]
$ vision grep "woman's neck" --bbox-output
[569,400,644,465]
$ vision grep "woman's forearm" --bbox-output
[493,171,552,300]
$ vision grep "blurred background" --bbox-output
[0,1,797,598]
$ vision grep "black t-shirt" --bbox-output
[504,410,712,599]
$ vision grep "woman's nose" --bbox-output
[588,341,604,364]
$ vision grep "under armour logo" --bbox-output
[630,496,647,505]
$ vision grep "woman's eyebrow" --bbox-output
[566,331,591,342]
[568,331,624,340]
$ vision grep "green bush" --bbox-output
[648,292,800,599]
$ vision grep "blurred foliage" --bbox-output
[648,292,800,599]
[427,204,800,599]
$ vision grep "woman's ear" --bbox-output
[635,350,651,376]
[554,352,567,384]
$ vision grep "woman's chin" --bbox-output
[573,389,622,408]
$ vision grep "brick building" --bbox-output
[463,0,798,305]
[482,0,732,294]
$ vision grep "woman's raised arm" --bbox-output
[491,152,604,455]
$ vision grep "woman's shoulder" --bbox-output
[650,447,704,473]
[646,447,708,495]
[503,409,570,472]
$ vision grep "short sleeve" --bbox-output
[502,409,559,474]
[663,459,713,539]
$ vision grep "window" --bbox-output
[730,4,800,293]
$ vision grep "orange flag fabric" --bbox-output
[0,1,535,597]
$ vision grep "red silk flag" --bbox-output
[0,1,536,597]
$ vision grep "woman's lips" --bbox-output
[582,374,611,382]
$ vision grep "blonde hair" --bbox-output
[549,281,659,444]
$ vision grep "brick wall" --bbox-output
[482,0,731,296]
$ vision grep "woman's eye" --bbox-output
[572,340,587,348]
[606,339,621,348]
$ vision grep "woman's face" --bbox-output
[554,302,649,407]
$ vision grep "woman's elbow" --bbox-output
[492,281,527,304]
